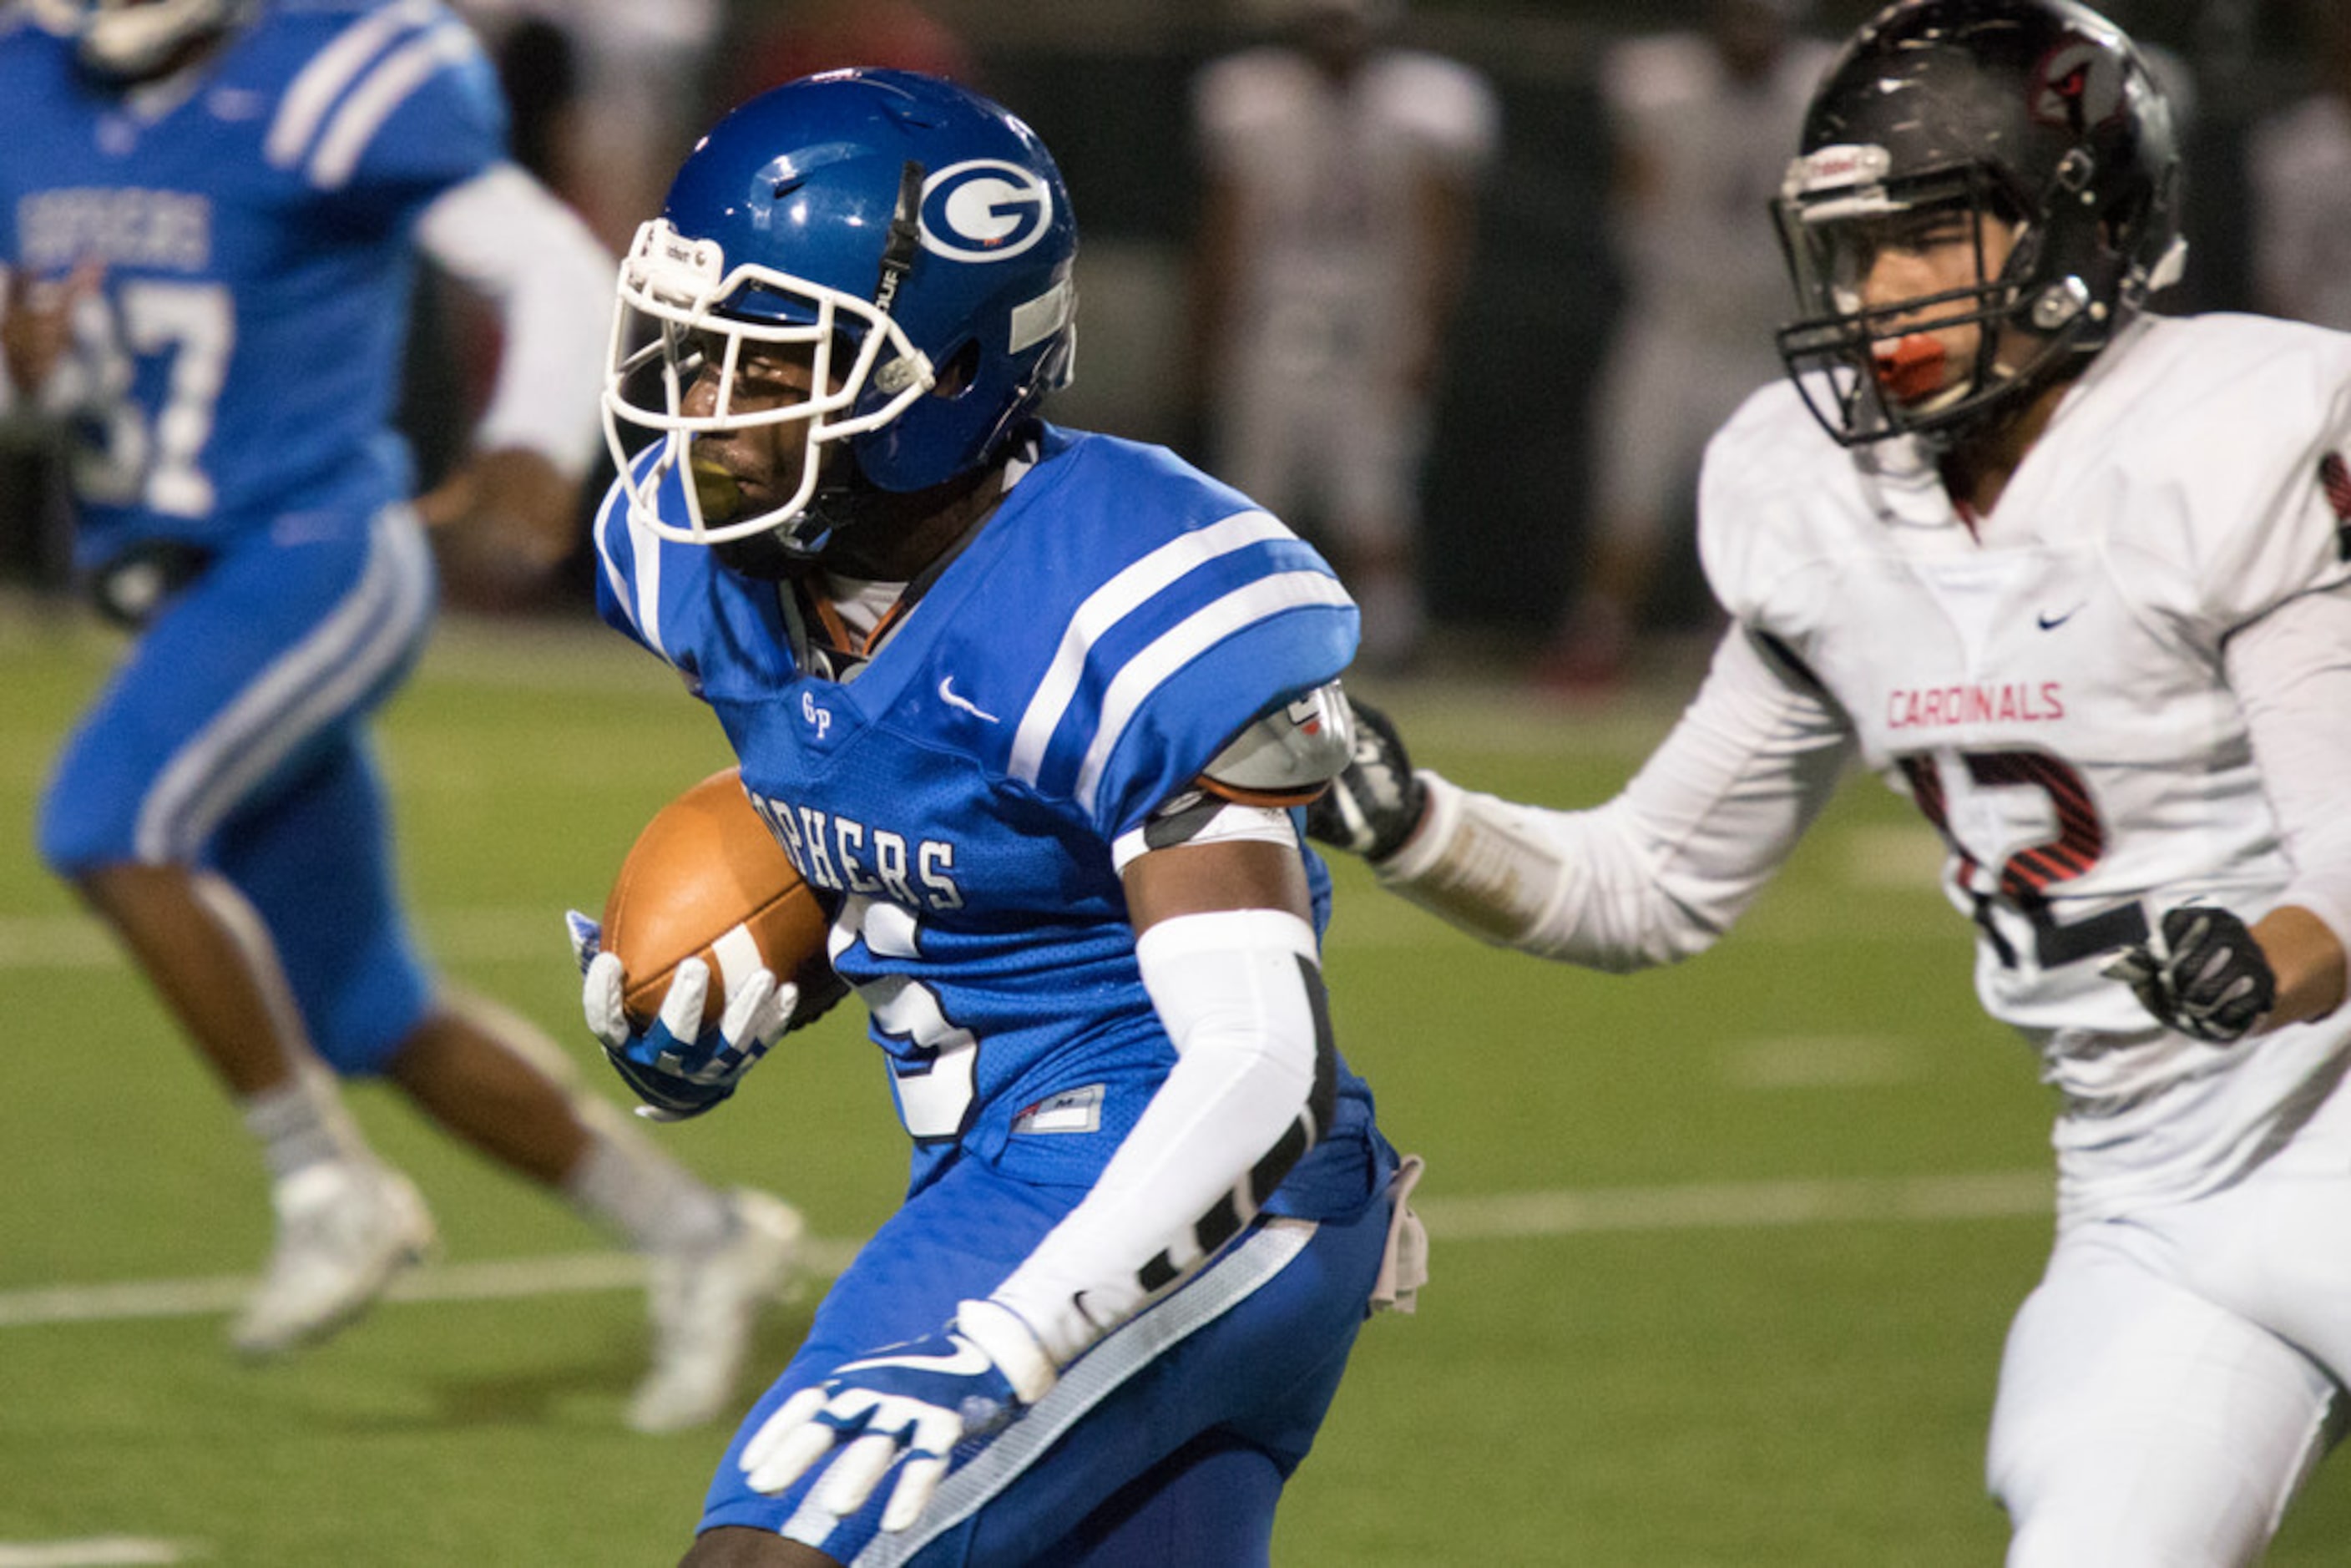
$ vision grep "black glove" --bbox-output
[1305,697,1426,862]
[2103,905,2277,1044]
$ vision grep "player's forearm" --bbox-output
[2254,905,2348,1028]
[2229,581,2351,1024]
[1377,627,1851,969]
[0,260,108,422]
[1376,773,1722,970]
[986,908,1328,1368]
[0,272,19,420]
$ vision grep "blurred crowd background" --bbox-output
[8,0,2348,689]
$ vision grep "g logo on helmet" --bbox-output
[919,160,1054,263]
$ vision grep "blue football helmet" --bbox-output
[26,0,258,78]
[602,69,1079,555]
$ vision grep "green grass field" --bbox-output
[4,601,2347,1565]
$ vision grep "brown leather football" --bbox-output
[601,767,828,1032]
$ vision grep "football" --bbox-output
[601,767,831,1033]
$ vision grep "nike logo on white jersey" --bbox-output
[938,676,1000,723]
[2036,604,2084,630]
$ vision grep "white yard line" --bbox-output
[0,1237,865,1330]
[1413,1171,2050,1240]
[0,1543,193,1567]
[0,1174,2046,1333]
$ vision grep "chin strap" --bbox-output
[872,160,927,316]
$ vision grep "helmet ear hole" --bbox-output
[933,340,982,400]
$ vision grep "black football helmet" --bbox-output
[1772,0,2183,448]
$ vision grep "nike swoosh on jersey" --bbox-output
[837,1334,995,1378]
[2036,605,2084,630]
[938,676,1001,723]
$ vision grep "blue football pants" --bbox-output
[702,1151,1393,1565]
[38,507,438,1074]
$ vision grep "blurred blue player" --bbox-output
[0,0,801,1432]
[572,68,1427,1565]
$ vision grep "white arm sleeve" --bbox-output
[1378,626,1855,970]
[986,905,1328,1368]
[413,163,613,478]
[2226,582,2351,952]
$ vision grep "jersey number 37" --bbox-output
[70,279,231,518]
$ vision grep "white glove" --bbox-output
[566,911,795,1120]
[740,1298,1058,1532]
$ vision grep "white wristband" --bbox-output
[958,1297,1059,1403]
[1376,771,1570,947]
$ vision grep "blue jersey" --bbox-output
[0,1,507,568]
[594,427,1383,1217]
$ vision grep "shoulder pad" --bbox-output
[1199,681,1354,805]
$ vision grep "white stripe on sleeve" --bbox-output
[593,489,667,660]
[1009,511,1292,788]
[1072,571,1351,813]
[265,0,437,171]
[306,23,478,190]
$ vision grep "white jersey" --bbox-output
[1699,312,2351,1206]
[1191,44,1497,375]
[1386,311,2351,1214]
[1585,32,1835,530]
[1600,31,1835,338]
